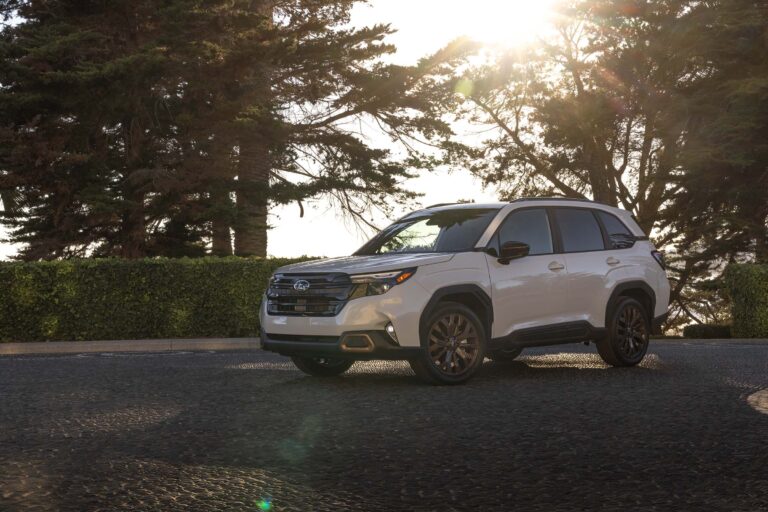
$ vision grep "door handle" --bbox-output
[548,261,565,272]
[606,257,621,266]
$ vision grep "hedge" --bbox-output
[682,324,732,339]
[0,257,312,342]
[724,264,768,338]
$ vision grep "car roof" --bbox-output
[411,198,629,215]
[401,198,644,237]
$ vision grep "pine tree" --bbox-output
[669,0,768,264]
[0,1,178,258]
[0,0,456,259]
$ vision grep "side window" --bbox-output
[553,208,605,253]
[597,211,635,249]
[497,209,553,255]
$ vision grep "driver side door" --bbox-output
[485,208,570,339]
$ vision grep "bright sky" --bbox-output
[0,0,556,260]
[270,0,557,258]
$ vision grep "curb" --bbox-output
[0,338,260,356]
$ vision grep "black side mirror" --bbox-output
[498,241,530,264]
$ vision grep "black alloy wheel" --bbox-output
[597,297,650,367]
[410,302,487,385]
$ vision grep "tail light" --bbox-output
[651,250,666,270]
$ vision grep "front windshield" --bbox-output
[356,208,499,255]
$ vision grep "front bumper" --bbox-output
[261,330,421,360]
[259,278,430,348]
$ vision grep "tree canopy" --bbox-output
[0,0,455,258]
[431,0,768,327]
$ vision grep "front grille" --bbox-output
[266,273,354,317]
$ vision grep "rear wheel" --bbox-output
[291,356,354,377]
[487,347,523,362]
[597,297,650,367]
[409,302,487,385]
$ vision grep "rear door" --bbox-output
[551,207,611,327]
[485,208,570,339]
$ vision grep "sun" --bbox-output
[437,0,558,47]
[350,1,559,65]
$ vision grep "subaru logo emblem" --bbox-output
[293,280,311,292]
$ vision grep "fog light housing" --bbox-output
[385,322,399,344]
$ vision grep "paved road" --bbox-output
[1,342,767,511]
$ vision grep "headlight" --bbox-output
[349,268,416,298]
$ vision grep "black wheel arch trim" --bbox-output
[420,284,493,340]
[606,281,656,326]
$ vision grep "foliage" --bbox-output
[682,324,731,340]
[666,0,768,265]
[724,264,768,338]
[0,1,458,259]
[0,257,310,342]
[663,276,731,333]
[439,0,691,229]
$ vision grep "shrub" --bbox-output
[0,257,313,342]
[724,264,768,338]
[682,324,732,339]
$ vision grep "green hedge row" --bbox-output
[682,324,732,339]
[0,257,311,342]
[725,264,768,338]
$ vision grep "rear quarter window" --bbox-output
[553,208,605,253]
[597,211,636,249]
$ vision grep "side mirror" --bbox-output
[499,241,529,264]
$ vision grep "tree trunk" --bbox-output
[234,141,270,257]
[234,1,273,258]
[120,186,146,258]
[121,115,146,259]
[210,147,235,256]
[211,186,233,256]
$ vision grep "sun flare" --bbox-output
[433,0,558,47]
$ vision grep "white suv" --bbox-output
[261,199,670,385]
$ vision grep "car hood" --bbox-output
[275,253,455,275]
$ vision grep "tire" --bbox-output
[487,347,523,362]
[409,301,487,385]
[291,356,354,377]
[597,297,650,367]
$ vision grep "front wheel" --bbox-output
[291,356,354,377]
[597,297,650,367]
[409,302,487,385]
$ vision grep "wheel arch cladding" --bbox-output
[607,281,656,324]
[420,285,493,340]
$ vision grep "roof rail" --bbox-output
[510,197,611,206]
[425,202,458,209]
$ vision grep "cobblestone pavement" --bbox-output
[1,342,767,511]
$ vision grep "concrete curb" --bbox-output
[0,338,260,356]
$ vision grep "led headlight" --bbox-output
[349,268,416,298]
